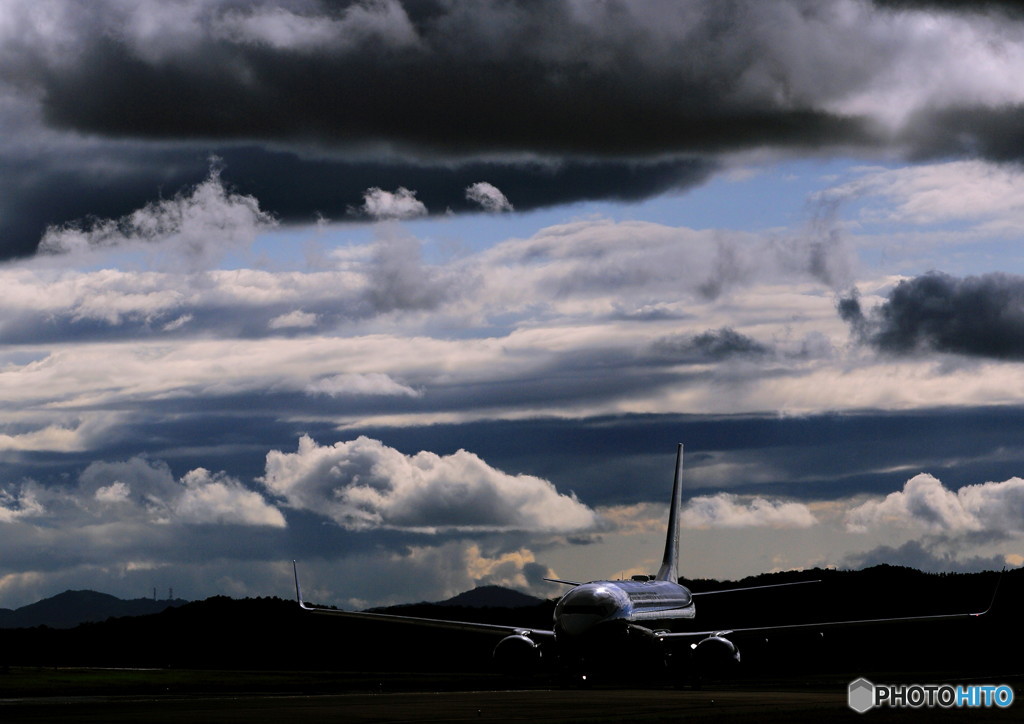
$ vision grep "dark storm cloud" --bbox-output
[873,0,1024,15]
[900,106,1024,162]
[0,145,714,261]
[652,327,770,362]
[0,150,210,260]
[841,272,1024,359]
[6,0,1024,258]
[29,2,872,158]
[217,148,715,220]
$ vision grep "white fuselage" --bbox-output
[553,579,696,639]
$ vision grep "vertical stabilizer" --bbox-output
[655,444,684,582]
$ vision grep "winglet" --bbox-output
[293,560,312,611]
[656,444,684,583]
[972,568,1005,617]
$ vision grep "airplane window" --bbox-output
[560,602,616,616]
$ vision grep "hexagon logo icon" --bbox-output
[848,678,875,713]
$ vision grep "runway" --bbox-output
[2,686,1015,724]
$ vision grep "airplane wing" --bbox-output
[658,573,1001,642]
[657,608,989,642]
[689,579,820,597]
[293,562,555,639]
[545,579,821,593]
[543,577,581,586]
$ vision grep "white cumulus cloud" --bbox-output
[359,186,427,220]
[846,473,974,533]
[94,481,131,504]
[680,493,817,529]
[0,485,45,523]
[172,468,286,527]
[78,456,285,528]
[465,181,513,212]
[38,164,276,269]
[261,435,599,532]
[845,473,1024,535]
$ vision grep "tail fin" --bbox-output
[655,444,684,582]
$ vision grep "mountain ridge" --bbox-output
[0,589,188,629]
[434,585,543,608]
[0,584,539,629]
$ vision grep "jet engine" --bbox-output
[692,635,741,674]
[492,634,543,673]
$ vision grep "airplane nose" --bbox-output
[555,585,625,638]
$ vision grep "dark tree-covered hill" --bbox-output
[0,567,1018,679]
[0,590,187,629]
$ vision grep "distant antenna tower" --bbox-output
[153,587,157,601]
[168,587,173,601]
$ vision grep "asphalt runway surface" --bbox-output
[2,686,1019,724]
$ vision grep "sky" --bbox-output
[3,0,1024,609]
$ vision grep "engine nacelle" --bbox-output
[492,634,543,674]
[692,635,741,673]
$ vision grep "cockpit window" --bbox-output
[560,602,616,616]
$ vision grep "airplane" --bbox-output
[293,444,1001,680]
